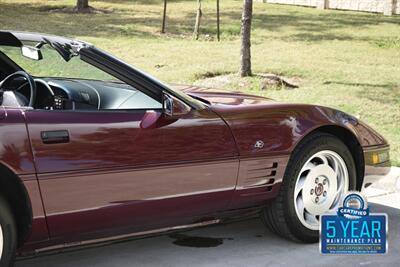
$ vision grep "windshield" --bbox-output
[0,43,116,81]
[0,40,205,110]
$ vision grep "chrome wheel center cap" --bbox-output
[315,183,324,196]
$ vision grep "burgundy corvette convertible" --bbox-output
[0,31,390,266]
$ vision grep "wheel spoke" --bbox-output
[304,210,319,225]
[295,176,306,197]
[329,195,340,210]
[301,162,315,173]
[0,224,3,260]
[337,178,344,194]
[296,194,305,219]
[332,159,339,175]
[318,154,329,166]
[330,180,345,209]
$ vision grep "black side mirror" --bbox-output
[162,93,191,117]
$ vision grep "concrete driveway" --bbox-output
[16,202,399,267]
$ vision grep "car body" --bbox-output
[0,31,391,261]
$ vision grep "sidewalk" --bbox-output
[364,166,400,209]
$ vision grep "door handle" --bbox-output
[41,130,70,144]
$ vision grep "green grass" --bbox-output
[0,0,399,165]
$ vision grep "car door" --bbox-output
[25,106,239,238]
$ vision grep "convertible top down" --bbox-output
[0,31,390,266]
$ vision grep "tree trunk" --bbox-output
[161,0,168,33]
[240,0,253,77]
[216,0,220,41]
[193,0,202,40]
[76,0,89,11]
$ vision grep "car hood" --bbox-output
[170,85,387,150]
[171,84,275,107]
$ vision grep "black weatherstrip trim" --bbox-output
[80,47,163,103]
[79,47,202,109]
[0,31,23,47]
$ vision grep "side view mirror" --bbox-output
[163,93,191,117]
[21,46,43,61]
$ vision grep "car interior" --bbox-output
[0,49,162,111]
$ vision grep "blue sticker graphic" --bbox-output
[320,192,388,254]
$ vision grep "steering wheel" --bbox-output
[0,71,37,107]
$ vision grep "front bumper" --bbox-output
[362,145,391,189]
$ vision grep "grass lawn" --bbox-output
[0,0,399,165]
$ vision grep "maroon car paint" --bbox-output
[0,108,35,174]
[0,108,49,244]
[181,85,387,147]
[179,85,390,208]
[231,156,288,209]
[20,176,49,244]
[24,108,239,240]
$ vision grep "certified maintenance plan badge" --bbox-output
[320,192,388,254]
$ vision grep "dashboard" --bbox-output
[18,78,162,111]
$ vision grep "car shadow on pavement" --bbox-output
[16,204,399,267]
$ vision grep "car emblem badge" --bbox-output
[254,140,264,149]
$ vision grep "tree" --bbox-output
[161,0,168,33]
[76,0,89,12]
[193,0,202,40]
[239,0,253,77]
[216,0,220,41]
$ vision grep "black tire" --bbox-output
[262,132,357,243]
[0,197,17,267]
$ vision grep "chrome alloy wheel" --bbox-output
[0,224,3,261]
[294,150,349,230]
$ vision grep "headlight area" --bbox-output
[364,145,391,166]
[362,145,391,189]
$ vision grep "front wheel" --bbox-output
[262,133,357,242]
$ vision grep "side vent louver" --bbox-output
[243,161,278,188]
